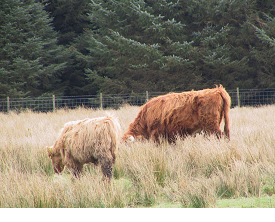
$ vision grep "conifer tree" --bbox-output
[248,0,275,88]
[43,0,93,95]
[49,0,275,94]
[44,0,92,45]
[81,0,201,94]
[0,0,66,98]
[33,0,275,96]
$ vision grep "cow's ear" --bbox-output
[46,146,54,158]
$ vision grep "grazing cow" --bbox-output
[122,85,231,143]
[46,115,121,179]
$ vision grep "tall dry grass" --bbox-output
[0,105,275,207]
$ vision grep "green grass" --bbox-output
[150,196,275,208]
[216,195,275,208]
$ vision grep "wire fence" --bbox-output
[1,88,275,113]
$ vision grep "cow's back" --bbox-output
[60,116,120,163]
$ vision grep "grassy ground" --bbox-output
[1,105,275,208]
[216,195,275,208]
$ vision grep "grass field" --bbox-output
[0,104,275,208]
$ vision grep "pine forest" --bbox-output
[0,0,275,98]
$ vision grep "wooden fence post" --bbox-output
[52,95,56,112]
[100,93,103,109]
[146,91,149,103]
[7,97,10,113]
[237,87,240,107]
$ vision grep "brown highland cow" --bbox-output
[122,85,231,143]
[47,115,121,178]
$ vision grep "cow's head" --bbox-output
[121,134,135,143]
[121,134,146,143]
[46,146,64,174]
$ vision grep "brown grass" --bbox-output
[1,105,275,207]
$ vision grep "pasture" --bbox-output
[0,105,275,208]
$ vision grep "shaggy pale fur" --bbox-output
[47,115,121,178]
[122,85,231,143]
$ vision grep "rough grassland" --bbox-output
[0,105,275,208]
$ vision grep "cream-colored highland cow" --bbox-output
[47,115,121,179]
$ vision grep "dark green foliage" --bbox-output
[0,0,66,98]
[0,0,275,97]
[43,0,94,96]
[82,0,202,93]
[250,15,275,88]
[44,0,93,45]
[80,0,275,94]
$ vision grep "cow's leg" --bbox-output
[203,123,222,139]
[151,130,161,144]
[99,156,113,179]
[65,159,83,178]
[199,108,223,139]
[69,163,83,178]
[64,151,83,178]
[90,156,99,166]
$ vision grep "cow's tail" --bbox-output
[218,85,231,140]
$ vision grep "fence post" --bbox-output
[100,93,103,109]
[7,96,10,113]
[146,91,149,103]
[52,95,56,112]
[237,87,240,107]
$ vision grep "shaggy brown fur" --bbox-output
[122,85,231,143]
[47,115,121,178]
